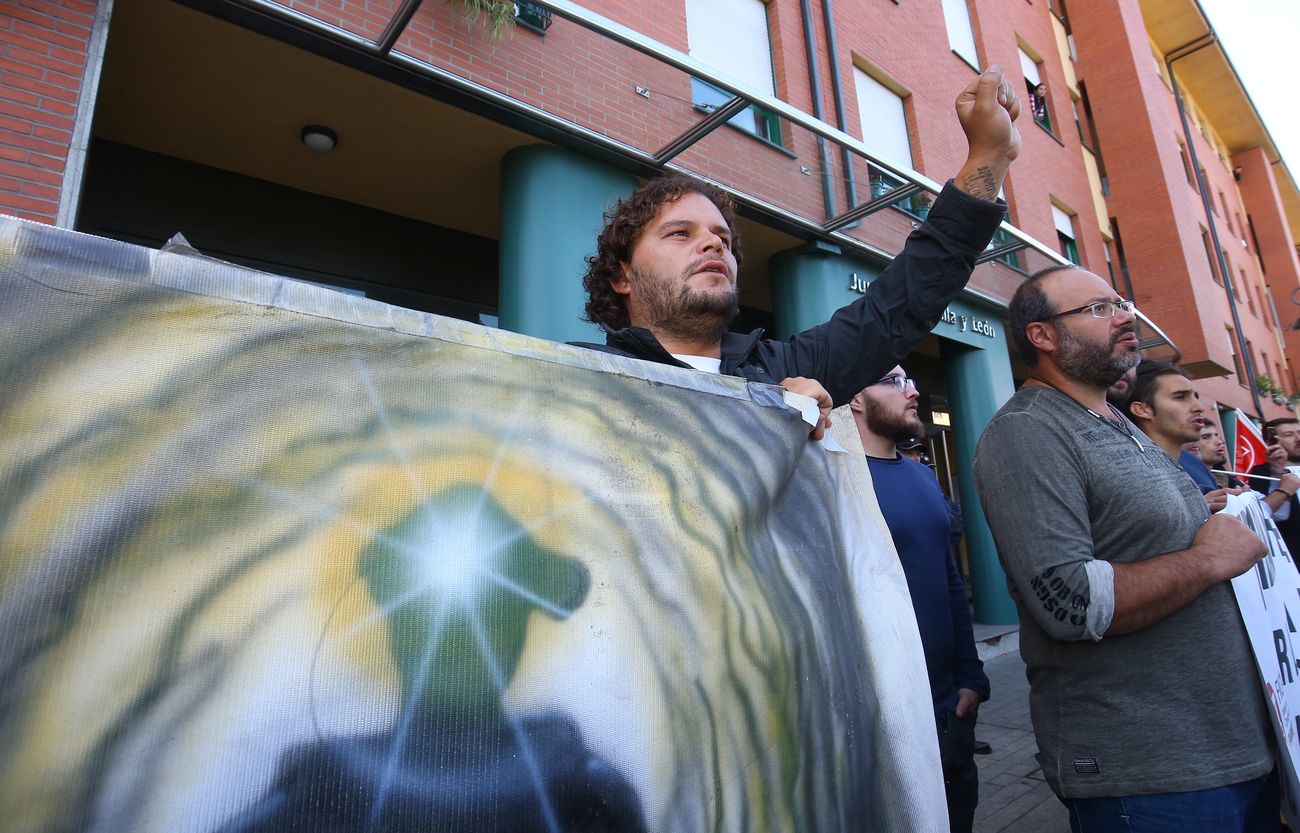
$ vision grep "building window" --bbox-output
[1202,228,1222,285]
[1052,204,1079,264]
[1219,192,1234,232]
[690,79,783,146]
[1228,327,1245,383]
[1177,138,1197,190]
[1245,270,1257,316]
[685,0,783,148]
[1020,48,1051,132]
[941,0,980,70]
[1247,214,1262,261]
[986,226,1023,271]
[855,66,915,197]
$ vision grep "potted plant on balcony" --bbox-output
[869,176,895,200]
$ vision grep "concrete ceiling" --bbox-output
[94,0,529,239]
[90,0,798,308]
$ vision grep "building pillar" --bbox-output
[498,145,637,343]
[771,242,1018,623]
[941,339,1018,625]
[770,241,878,336]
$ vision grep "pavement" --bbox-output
[962,624,1071,833]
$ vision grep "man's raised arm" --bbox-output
[953,66,1022,201]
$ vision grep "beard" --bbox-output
[1056,321,1141,389]
[630,263,739,345]
[865,395,924,445]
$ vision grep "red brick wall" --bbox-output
[337,0,1039,293]
[0,0,96,224]
[967,0,1101,269]
[1238,147,1300,393]
[10,0,1291,386]
[1068,0,1293,417]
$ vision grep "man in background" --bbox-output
[1197,418,1244,489]
[975,265,1275,831]
[1249,417,1300,556]
[1122,360,1223,496]
[852,366,988,833]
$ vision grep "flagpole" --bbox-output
[1212,470,1280,483]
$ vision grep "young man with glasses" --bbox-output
[1249,417,1300,557]
[973,265,1277,833]
[851,367,988,833]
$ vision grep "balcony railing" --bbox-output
[179,0,1175,352]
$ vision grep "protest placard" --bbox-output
[1225,491,1300,828]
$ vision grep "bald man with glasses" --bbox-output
[973,265,1276,832]
[851,366,988,833]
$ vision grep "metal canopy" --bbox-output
[172,0,1176,353]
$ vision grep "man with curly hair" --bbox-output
[574,66,1023,429]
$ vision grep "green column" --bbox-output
[941,338,1018,625]
[769,241,880,337]
[498,145,637,343]
[770,241,1019,623]
[1222,407,1239,463]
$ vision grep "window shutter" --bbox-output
[941,0,980,68]
[1052,205,1075,239]
[853,69,913,169]
[686,0,776,97]
[1019,48,1041,85]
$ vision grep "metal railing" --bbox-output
[182,0,1176,350]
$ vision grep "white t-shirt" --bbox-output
[671,354,722,374]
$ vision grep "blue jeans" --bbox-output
[1060,767,1281,833]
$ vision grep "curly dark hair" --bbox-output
[582,174,742,329]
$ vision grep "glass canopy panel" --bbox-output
[669,115,838,224]
[217,0,1176,355]
[259,0,405,42]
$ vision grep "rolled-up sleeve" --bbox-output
[974,411,1112,642]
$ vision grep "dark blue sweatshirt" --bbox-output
[866,454,989,711]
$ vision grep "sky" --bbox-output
[1195,0,1299,179]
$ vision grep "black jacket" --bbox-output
[574,182,1006,407]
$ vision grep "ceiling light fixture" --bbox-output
[300,125,338,152]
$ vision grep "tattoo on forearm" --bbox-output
[961,166,998,201]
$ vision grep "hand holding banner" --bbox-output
[1224,491,1300,830]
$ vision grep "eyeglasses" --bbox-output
[1043,299,1136,321]
[873,374,917,392]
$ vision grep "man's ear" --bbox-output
[849,391,867,415]
[1128,399,1154,422]
[1025,321,1057,355]
[610,262,633,297]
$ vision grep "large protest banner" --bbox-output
[1225,492,1300,828]
[0,217,943,832]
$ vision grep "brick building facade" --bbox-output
[1,0,1296,622]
